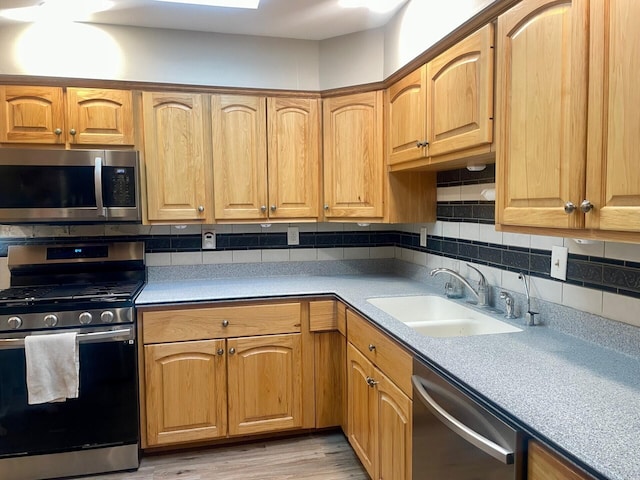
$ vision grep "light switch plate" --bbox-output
[287,226,299,246]
[202,230,216,250]
[550,245,568,280]
[420,227,427,247]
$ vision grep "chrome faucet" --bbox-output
[430,264,490,306]
[518,272,539,326]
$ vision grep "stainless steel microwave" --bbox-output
[0,149,141,224]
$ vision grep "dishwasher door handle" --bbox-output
[411,374,514,465]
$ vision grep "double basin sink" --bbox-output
[366,295,522,338]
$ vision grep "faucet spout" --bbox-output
[430,265,490,306]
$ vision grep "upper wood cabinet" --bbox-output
[142,92,212,223]
[496,0,589,230]
[385,24,494,171]
[497,0,640,236]
[212,94,320,222]
[0,86,134,146]
[323,91,385,220]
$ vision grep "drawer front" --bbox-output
[142,302,301,344]
[309,300,337,331]
[346,309,412,397]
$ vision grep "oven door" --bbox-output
[0,327,139,458]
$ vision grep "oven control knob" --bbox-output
[7,316,23,329]
[43,314,58,327]
[79,312,93,325]
[101,311,115,323]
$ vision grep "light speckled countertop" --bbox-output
[137,268,640,480]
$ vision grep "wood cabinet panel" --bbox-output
[323,91,384,220]
[142,92,211,222]
[144,339,227,446]
[309,299,337,332]
[212,94,268,221]
[346,309,412,397]
[496,0,589,229]
[227,333,303,436]
[528,440,595,480]
[267,97,320,219]
[314,331,345,428]
[0,86,65,144]
[66,88,134,145]
[386,65,428,166]
[141,302,302,344]
[427,23,494,160]
[585,0,640,232]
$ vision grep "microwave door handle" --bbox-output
[94,157,106,218]
[411,375,514,464]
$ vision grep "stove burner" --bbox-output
[0,282,143,307]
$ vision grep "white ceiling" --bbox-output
[0,0,409,40]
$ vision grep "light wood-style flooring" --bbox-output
[79,432,368,480]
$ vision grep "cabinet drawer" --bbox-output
[346,309,412,397]
[309,300,337,331]
[142,302,301,344]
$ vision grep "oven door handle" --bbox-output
[412,374,514,464]
[0,327,133,348]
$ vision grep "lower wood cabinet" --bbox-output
[140,301,310,448]
[528,440,596,480]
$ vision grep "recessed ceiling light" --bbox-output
[1,0,113,22]
[338,0,407,14]
[152,0,260,8]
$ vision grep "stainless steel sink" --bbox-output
[367,295,522,338]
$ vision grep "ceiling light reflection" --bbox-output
[1,0,113,23]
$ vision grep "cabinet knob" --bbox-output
[270,205,277,212]
[198,205,204,213]
[580,200,594,213]
[228,347,236,355]
[416,141,429,148]
[54,128,62,136]
[366,376,379,387]
[323,204,329,211]
[222,319,229,327]
[368,344,376,352]
[260,205,267,213]
[69,128,77,136]
[217,348,224,356]
[564,202,576,214]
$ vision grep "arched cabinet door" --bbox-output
[0,86,65,144]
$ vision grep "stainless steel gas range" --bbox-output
[0,242,145,480]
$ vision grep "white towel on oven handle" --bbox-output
[24,332,79,405]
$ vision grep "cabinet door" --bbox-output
[585,0,640,232]
[346,343,376,478]
[144,339,227,446]
[386,65,428,166]
[427,24,494,160]
[496,0,589,229]
[66,88,134,145]
[528,440,594,480]
[212,95,268,221]
[376,372,412,480]
[142,92,211,222]
[227,333,303,436]
[323,91,384,220]
[0,86,65,144]
[267,97,320,220]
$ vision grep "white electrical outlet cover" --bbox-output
[287,226,300,246]
[550,245,568,280]
[202,231,216,250]
[420,227,427,247]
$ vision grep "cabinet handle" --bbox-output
[222,320,229,327]
[416,141,429,148]
[580,200,594,213]
[228,347,236,355]
[69,128,77,136]
[217,348,224,356]
[270,205,277,212]
[54,128,62,136]
[260,205,267,213]
[368,344,376,352]
[323,204,329,211]
[564,202,576,214]
[366,376,379,387]
[198,205,204,213]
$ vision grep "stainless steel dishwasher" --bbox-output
[412,358,526,480]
